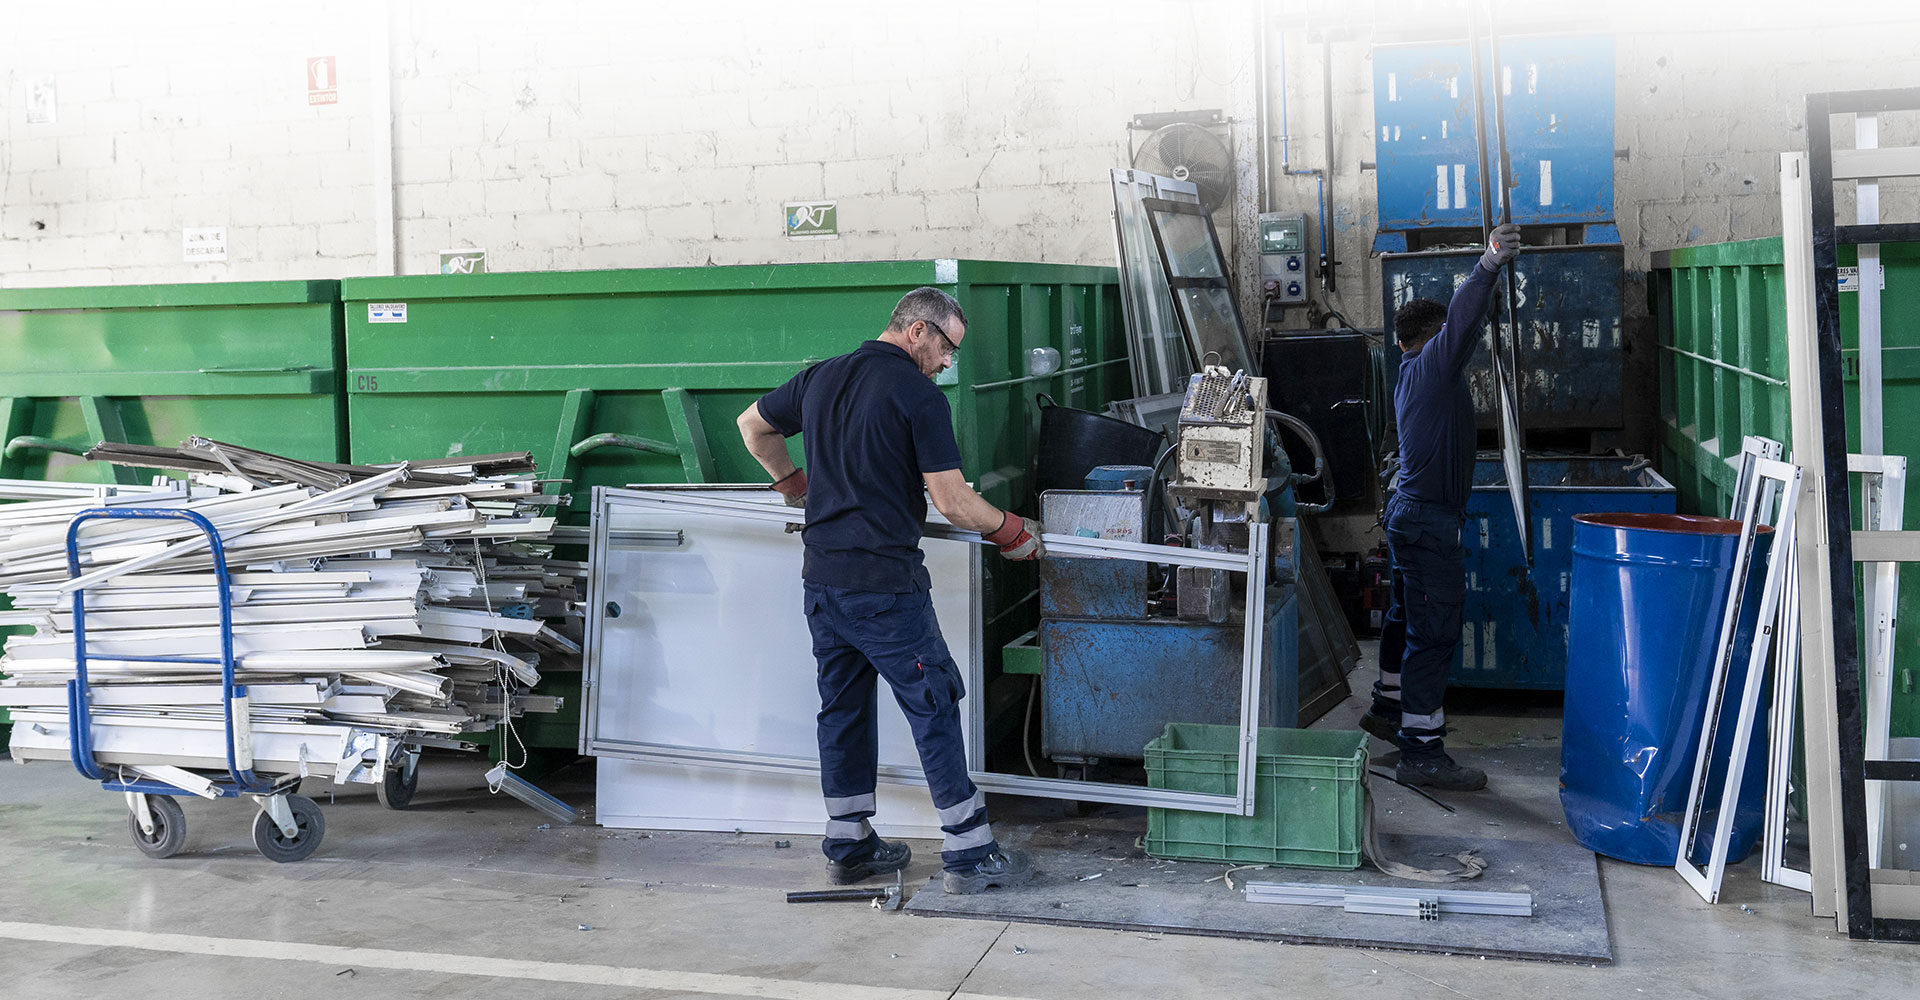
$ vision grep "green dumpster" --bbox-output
[1652,237,1920,737]
[340,259,1131,756]
[0,279,347,748]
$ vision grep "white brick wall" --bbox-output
[3,0,1919,326]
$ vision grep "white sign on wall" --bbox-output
[26,79,56,125]
[182,227,227,262]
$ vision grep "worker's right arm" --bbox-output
[1430,222,1522,379]
[738,402,798,479]
[739,373,807,505]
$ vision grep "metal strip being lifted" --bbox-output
[613,488,1251,572]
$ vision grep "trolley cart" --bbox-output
[64,507,326,862]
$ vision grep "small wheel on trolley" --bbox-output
[251,794,325,863]
[128,794,187,859]
[376,749,420,810]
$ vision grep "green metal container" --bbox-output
[340,259,1130,755]
[1653,237,1920,737]
[1144,723,1367,868]
[0,280,347,748]
[0,281,347,480]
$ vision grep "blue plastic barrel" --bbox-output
[1561,512,1774,866]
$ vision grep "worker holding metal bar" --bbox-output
[737,286,1041,894]
[1360,223,1523,792]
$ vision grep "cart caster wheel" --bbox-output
[252,794,325,863]
[377,754,419,810]
[129,795,186,859]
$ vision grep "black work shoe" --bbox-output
[1358,711,1398,743]
[1396,753,1488,791]
[826,839,912,885]
[942,850,1036,894]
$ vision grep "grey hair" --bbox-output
[886,286,966,333]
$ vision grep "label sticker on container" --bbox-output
[1838,266,1884,292]
[368,303,408,324]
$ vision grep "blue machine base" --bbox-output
[1039,589,1298,761]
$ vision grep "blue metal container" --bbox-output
[1453,455,1676,690]
[1371,34,1615,242]
[1381,244,1625,430]
[1040,589,1298,761]
[1561,513,1773,866]
[1084,465,1154,491]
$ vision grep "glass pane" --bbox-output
[1152,210,1225,278]
[1176,286,1253,372]
[1111,173,1197,396]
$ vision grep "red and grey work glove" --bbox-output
[1479,222,1523,271]
[985,512,1045,561]
[770,469,807,508]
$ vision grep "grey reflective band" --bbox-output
[935,790,987,826]
[823,793,876,816]
[824,818,873,841]
[1401,709,1446,731]
[942,823,995,852]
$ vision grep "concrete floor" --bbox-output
[4,653,1919,999]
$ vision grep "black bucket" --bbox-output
[1032,393,1167,499]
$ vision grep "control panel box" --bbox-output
[1258,212,1309,304]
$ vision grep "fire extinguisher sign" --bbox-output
[307,56,338,106]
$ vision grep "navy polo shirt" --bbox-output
[756,340,964,593]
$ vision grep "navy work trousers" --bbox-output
[803,582,996,870]
[1371,494,1467,759]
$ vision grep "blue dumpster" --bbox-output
[1561,513,1773,866]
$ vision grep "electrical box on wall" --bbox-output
[1258,212,1309,304]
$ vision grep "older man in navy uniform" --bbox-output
[738,286,1042,894]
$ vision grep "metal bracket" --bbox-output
[126,791,155,836]
[252,792,299,839]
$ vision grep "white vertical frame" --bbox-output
[1782,151,1849,924]
[582,486,1271,816]
[1676,456,1802,903]
[1758,450,1900,894]
[1855,114,1883,456]
[1762,534,1812,892]
[1852,455,1907,867]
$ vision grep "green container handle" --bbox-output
[570,432,680,458]
[4,436,89,459]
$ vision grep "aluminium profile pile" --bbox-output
[0,439,583,782]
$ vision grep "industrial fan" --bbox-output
[1131,121,1234,213]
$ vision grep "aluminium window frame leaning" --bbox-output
[1746,468,1907,896]
[1789,86,1920,939]
[581,485,1275,816]
[1673,449,1801,903]
[1110,169,1202,398]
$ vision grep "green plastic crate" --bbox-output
[1144,723,1367,869]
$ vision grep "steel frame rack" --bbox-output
[1801,86,1920,941]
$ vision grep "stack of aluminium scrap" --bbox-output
[0,439,577,783]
